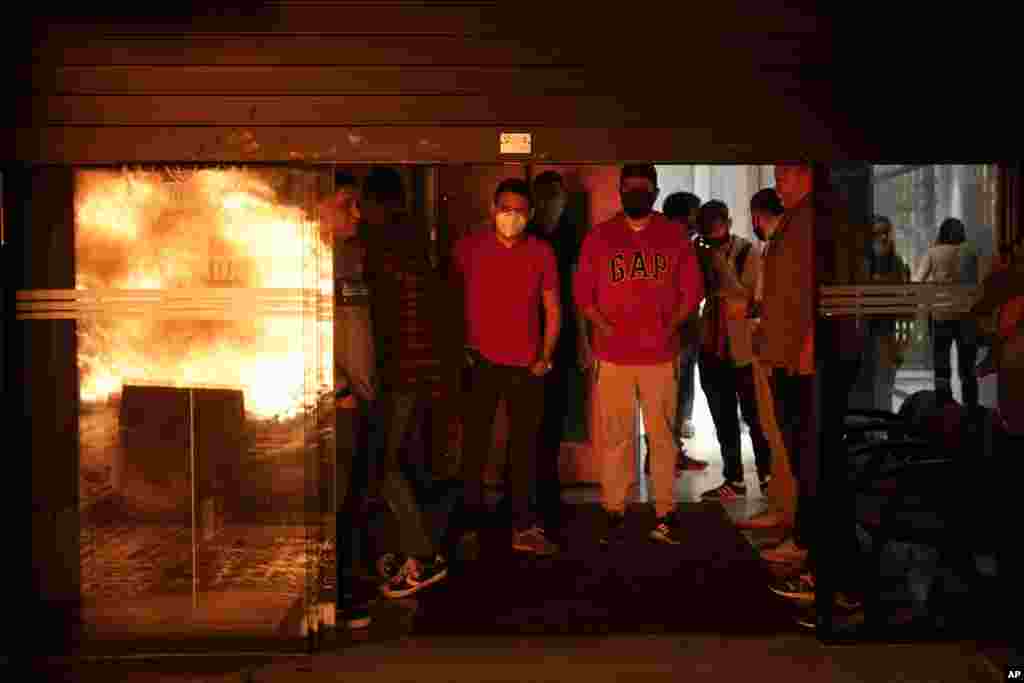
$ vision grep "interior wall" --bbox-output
[440,165,528,241]
[531,165,622,230]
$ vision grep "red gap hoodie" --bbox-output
[574,212,704,365]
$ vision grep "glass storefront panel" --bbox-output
[836,164,999,414]
[18,165,333,651]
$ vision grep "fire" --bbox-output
[75,168,333,419]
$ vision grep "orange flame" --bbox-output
[75,168,333,419]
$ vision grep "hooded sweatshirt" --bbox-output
[574,212,703,365]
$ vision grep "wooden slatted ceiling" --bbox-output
[26,3,825,41]
[9,126,837,166]
[24,92,821,128]
[12,3,850,162]
[31,64,813,95]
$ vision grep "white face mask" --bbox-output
[495,210,527,238]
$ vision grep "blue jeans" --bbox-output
[337,392,460,598]
[675,344,698,434]
[368,392,462,559]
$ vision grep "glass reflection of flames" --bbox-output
[74,168,333,420]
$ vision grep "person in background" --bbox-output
[692,200,772,501]
[326,173,376,630]
[574,164,704,546]
[330,173,375,407]
[526,170,584,545]
[972,234,1024,431]
[662,191,709,472]
[451,177,562,557]
[358,166,462,599]
[863,215,911,413]
[736,187,796,531]
[974,235,1020,377]
[913,217,981,409]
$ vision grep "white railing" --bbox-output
[15,288,332,321]
[818,284,979,318]
[18,284,980,320]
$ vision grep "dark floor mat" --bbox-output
[410,502,799,635]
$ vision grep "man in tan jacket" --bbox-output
[739,188,797,531]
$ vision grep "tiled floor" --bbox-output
[608,357,1001,508]
[60,355,1009,674]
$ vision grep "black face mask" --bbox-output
[621,190,656,219]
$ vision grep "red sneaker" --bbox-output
[677,452,709,471]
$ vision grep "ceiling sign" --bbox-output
[500,132,532,155]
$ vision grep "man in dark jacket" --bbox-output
[757,162,868,629]
[357,167,465,598]
[526,170,583,543]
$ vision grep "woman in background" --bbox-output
[864,215,911,412]
[913,217,981,409]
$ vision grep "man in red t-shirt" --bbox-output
[574,164,704,545]
[451,178,562,556]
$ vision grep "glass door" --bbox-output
[16,164,333,653]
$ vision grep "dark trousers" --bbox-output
[335,398,378,607]
[699,353,772,483]
[675,344,698,431]
[533,360,571,533]
[932,319,979,408]
[371,392,462,559]
[773,355,862,584]
[459,359,545,532]
[818,356,865,589]
[771,368,819,556]
[336,394,461,606]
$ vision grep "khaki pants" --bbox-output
[593,359,677,519]
[751,359,796,527]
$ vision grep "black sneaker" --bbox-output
[599,511,627,546]
[700,481,747,501]
[769,572,816,605]
[649,514,683,545]
[376,552,403,581]
[379,554,448,599]
[342,603,372,629]
[338,593,373,630]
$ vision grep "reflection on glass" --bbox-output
[75,167,331,643]
[857,164,998,413]
[873,165,998,279]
